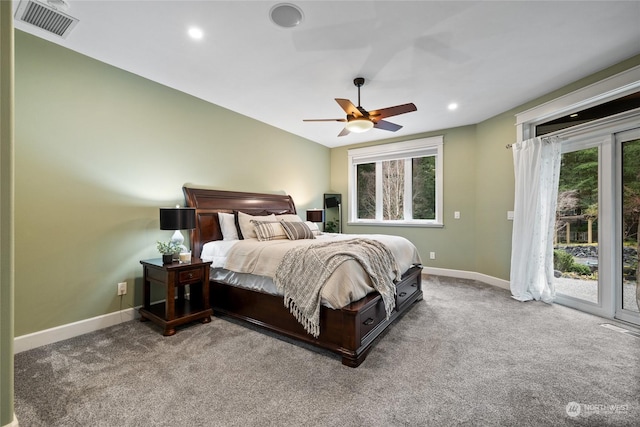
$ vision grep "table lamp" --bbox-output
[160,206,196,252]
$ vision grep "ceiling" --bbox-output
[12,0,640,148]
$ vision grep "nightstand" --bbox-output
[139,258,213,336]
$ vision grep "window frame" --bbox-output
[347,136,444,227]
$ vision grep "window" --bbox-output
[348,136,443,227]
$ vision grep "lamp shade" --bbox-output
[159,207,196,230]
[306,209,324,223]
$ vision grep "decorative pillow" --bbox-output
[275,214,304,223]
[237,212,276,240]
[304,221,321,236]
[280,220,315,240]
[251,220,288,241]
[217,212,239,241]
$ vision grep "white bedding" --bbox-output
[201,233,422,309]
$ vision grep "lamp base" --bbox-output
[169,230,189,253]
[170,230,184,245]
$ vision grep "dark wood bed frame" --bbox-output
[183,187,423,367]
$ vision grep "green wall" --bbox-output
[332,54,640,281]
[1,2,15,425]
[14,31,329,336]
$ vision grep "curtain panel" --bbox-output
[510,136,562,303]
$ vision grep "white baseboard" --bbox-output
[14,307,137,354]
[13,270,509,354]
[3,413,19,427]
[422,267,510,290]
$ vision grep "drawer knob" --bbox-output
[188,273,193,279]
[398,291,407,297]
[363,317,375,325]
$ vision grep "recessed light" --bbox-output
[448,103,458,111]
[270,3,304,28]
[188,27,204,40]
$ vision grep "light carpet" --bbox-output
[14,276,640,426]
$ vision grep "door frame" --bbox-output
[515,66,640,323]
[614,127,640,325]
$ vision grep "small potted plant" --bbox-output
[157,241,181,264]
[324,219,339,233]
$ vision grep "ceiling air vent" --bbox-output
[15,0,79,39]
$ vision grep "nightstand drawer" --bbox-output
[178,268,203,284]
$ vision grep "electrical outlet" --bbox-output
[454,211,460,219]
[429,252,436,260]
[117,282,127,296]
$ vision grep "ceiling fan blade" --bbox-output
[303,118,347,122]
[374,120,402,132]
[335,99,363,117]
[369,103,417,120]
[337,127,351,137]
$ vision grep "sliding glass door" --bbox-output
[554,145,600,305]
[552,124,640,327]
[518,70,640,325]
[616,129,640,325]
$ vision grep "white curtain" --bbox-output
[510,136,562,303]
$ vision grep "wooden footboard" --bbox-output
[210,265,423,367]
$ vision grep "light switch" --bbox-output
[507,211,515,220]
[454,211,460,219]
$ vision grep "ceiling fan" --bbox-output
[303,77,417,137]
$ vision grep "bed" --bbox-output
[183,186,424,367]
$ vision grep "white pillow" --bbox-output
[275,214,304,222]
[218,212,239,241]
[304,221,321,236]
[237,211,276,240]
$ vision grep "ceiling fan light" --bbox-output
[345,118,374,133]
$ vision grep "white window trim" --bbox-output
[347,136,444,227]
[515,65,640,142]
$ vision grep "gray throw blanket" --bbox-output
[274,238,400,337]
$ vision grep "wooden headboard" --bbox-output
[183,187,297,258]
